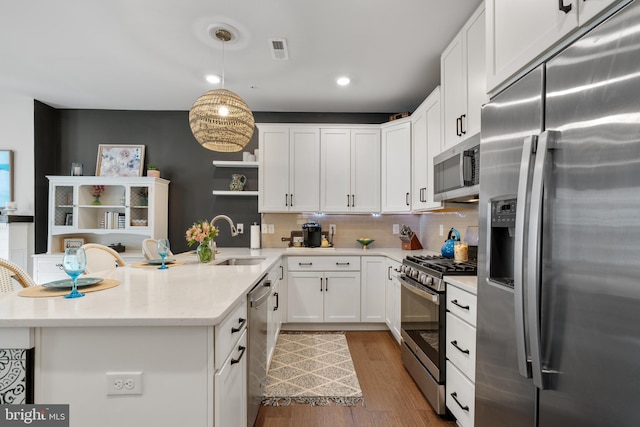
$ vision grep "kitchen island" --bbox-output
[0,247,440,426]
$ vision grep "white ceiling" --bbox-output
[0,0,483,113]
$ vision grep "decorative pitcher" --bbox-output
[229,174,247,191]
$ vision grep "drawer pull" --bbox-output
[451,340,470,355]
[451,299,470,310]
[335,262,350,266]
[231,345,246,365]
[231,317,246,333]
[298,262,313,266]
[450,392,469,411]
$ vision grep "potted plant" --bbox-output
[147,164,160,178]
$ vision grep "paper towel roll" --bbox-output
[250,224,261,249]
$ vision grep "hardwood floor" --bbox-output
[254,331,457,427]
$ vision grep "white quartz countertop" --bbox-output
[0,247,440,328]
[444,275,478,295]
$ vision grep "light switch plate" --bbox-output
[236,223,244,234]
[392,224,400,234]
[268,224,275,234]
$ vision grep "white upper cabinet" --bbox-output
[486,0,621,94]
[381,119,412,213]
[441,3,487,151]
[259,125,320,212]
[411,87,443,211]
[320,127,380,213]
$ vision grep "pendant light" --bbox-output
[189,28,255,152]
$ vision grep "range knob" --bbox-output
[426,276,434,287]
[410,269,420,279]
[419,273,428,284]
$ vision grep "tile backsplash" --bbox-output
[260,207,478,252]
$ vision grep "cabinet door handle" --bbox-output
[285,194,289,206]
[231,317,246,333]
[451,299,470,310]
[336,262,350,266]
[558,0,572,13]
[325,277,328,292]
[406,192,410,206]
[320,277,323,292]
[456,116,462,137]
[450,392,469,412]
[388,265,393,281]
[460,114,466,135]
[279,265,284,280]
[274,292,279,311]
[351,194,355,207]
[451,340,470,355]
[290,194,293,206]
[231,345,246,365]
[347,194,350,207]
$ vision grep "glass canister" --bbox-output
[454,240,469,262]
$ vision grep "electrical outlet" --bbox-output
[268,224,275,234]
[106,372,143,395]
[392,224,400,234]
[329,224,336,235]
[261,223,268,234]
[439,224,444,236]
[236,223,244,234]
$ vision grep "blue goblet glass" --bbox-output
[63,247,87,299]
[157,239,170,270]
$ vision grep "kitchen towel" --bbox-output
[251,224,261,249]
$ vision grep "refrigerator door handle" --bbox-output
[527,130,559,389]
[514,135,537,379]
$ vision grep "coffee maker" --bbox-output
[302,222,322,247]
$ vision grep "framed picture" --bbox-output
[62,237,85,252]
[96,144,145,177]
[0,150,14,208]
[65,213,73,226]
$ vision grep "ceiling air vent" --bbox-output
[269,38,289,60]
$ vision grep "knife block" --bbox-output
[402,235,423,250]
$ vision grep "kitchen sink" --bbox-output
[213,257,266,266]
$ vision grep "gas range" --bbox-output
[400,255,477,293]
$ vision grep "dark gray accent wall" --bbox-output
[33,101,60,254]
[34,107,392,253]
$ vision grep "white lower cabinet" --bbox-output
[287,271,361,323]
[267,261,283,367]
[445,281,477,427]
[360,256,386,322]
[287,256,361,323]
[214,301,247,426]
[385,258,401,344]
[446,360,475,426]
[215,330,247,427]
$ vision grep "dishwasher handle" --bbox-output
[249,274,272,308]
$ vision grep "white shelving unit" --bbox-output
[32,176,169,284]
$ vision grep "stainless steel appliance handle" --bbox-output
[399,276,440,305]
[527,130,558,389]
[514,135,536,379]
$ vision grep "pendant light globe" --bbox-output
[189,26,255,152]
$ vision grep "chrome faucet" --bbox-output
[210,215,239,237]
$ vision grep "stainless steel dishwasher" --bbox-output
[247,274,271,427]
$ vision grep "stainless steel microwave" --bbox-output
[433,135,480,202]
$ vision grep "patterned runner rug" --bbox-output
[262,332,365,407]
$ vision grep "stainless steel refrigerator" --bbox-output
[476,1,640,426]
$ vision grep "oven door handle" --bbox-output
[399,277,440,305]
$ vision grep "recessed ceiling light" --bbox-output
[205,74,221,84]
[336,76,351,86]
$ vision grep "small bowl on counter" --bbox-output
[356,238,374,249]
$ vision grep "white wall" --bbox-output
[0,91,35,214]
